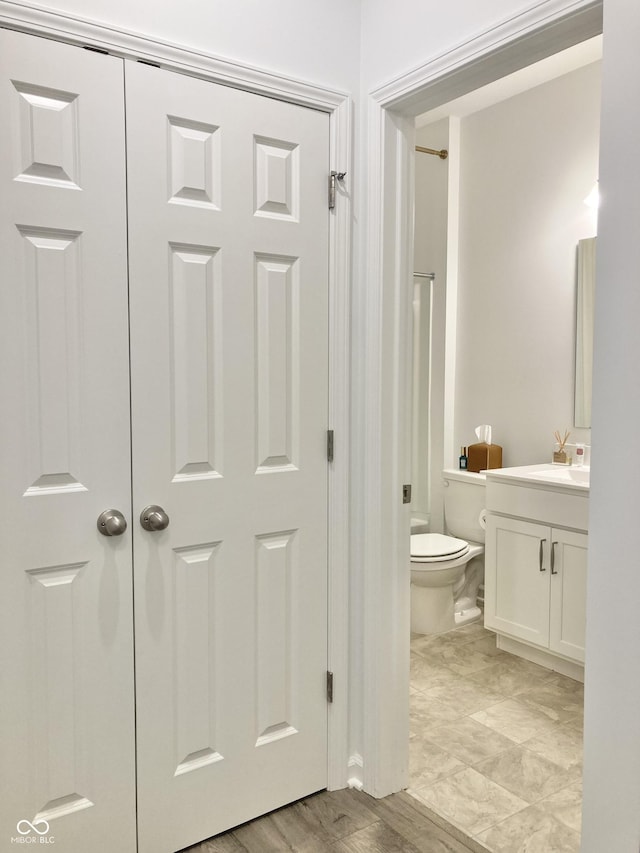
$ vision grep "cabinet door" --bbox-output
[485,515,550,646]
[549,529,588,662]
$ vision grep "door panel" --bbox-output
[0,30,136,851]
[125,62,330,853]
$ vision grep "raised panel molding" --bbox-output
[168,116,220,209]
[35,794,93,824]
[254,136,299,221]
[26,562,93,819]
[254,253,299,473]
[172,543,223,776]
[12,80,80,189]
[254,531,298,747]
[18,226,86,497]
[169,243,223,482]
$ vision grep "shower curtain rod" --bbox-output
[413,272,435,280]
[416,145,448,160]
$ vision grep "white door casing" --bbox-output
[126,61,330,853]
[0,29,136,850]
[362,1,602,796]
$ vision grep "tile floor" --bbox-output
[407,622,584,853]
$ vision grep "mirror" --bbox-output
[575,237,596,428]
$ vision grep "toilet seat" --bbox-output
[411,533,469,562]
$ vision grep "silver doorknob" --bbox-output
[140,505,170,532]
[97,509,128,537]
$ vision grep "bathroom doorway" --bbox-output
[405,35,600,851]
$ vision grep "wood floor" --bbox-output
[181,788,489,853]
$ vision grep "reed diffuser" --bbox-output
[553,429,572,465]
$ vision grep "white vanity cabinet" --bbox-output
[484,465,589,677]
[485,517,587,663]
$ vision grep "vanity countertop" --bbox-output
[484,463,589,493]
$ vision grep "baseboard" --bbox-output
[496,634,585,682]
[347,753,364,790]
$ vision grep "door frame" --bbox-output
[361,0,602,796]
[0,0,352,792]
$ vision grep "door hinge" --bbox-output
[327,429,334,463]
[328,171,346,210]
[403,484,412,504]
[326,671,334,703]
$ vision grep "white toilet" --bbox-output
[410,469,486,635]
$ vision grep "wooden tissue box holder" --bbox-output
[467,442,502,473]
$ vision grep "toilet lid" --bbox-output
[411,533,469,560]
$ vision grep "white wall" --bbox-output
[28,0,361,94]
[582,1,640,850]
[360,0,550,92]
[413,121,450,532]
[454,62,600,466]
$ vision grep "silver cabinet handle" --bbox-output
[551,541,558,575]
[539,538,546,571]
[140,505,170,532]
[97,509,127,537]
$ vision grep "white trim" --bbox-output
[362,99,385,796]
[347,753,364,790]
[372,0,602,112]
[362,0,602,796]
[362,104,414,797]
[496,635,584,683]
[0,0,346,111]
[0,0,352,793]
[326,92,353,791]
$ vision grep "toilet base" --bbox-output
[410,583,455,635]
[454,602,482,628]
[411,587,483,635]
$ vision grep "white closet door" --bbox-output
[125,62,330,853]
[0,30,136,851]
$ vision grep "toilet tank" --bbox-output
[442,469,486,543]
